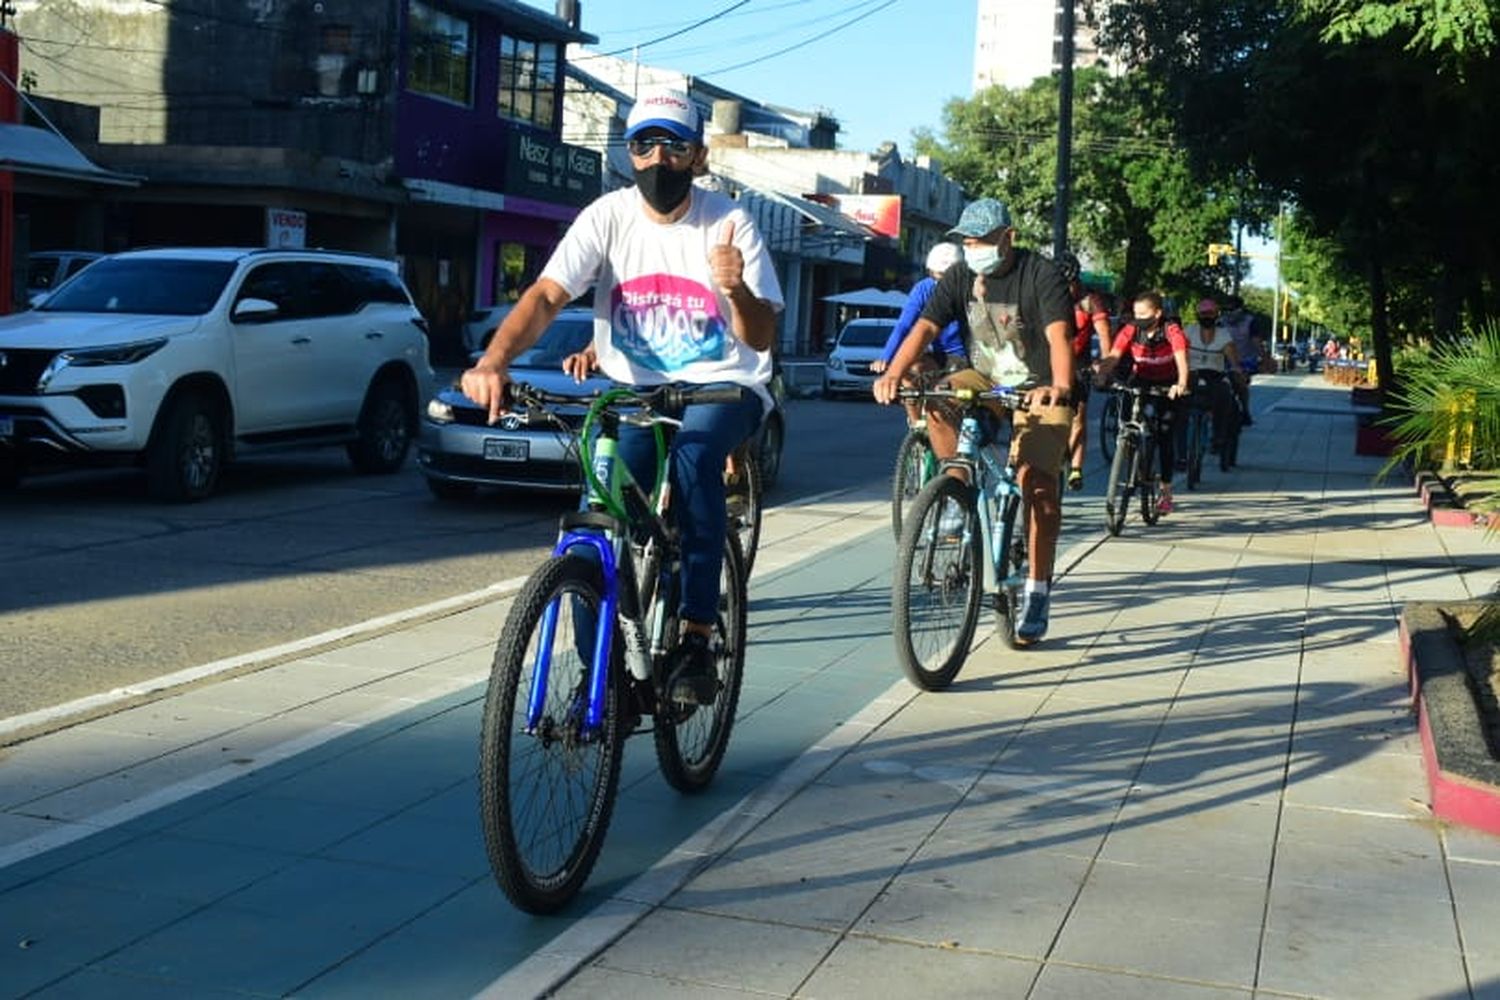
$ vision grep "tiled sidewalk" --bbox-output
[534,376,1500,1000]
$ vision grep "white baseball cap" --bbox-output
[624,88,703,142]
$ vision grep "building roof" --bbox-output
[443,0,597,45]
[0,123,140,186]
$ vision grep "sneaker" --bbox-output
[1067,468,1084,492]
[1015,590,1050,646]
[667,631,719,706]
[1157,494,1175,514]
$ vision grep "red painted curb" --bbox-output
[1403,612,1500,837]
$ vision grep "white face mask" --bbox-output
[963,244,1002,275]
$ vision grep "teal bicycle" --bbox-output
[891,384,1031,690]
[478,381,748,914]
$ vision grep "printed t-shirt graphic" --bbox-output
[611,274,726,372]
[967,297,1032,386]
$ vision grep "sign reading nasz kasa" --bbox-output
[504,133,601,208]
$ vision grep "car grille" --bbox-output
[451,407,584,431]
[842,361,876,377]
[0,349,60,394]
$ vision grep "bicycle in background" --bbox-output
[1103,382,1175,536]
[891,384,1032,690]
[478,382,749,914]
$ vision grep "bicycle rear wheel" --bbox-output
[1098,392,1120,463]
[1139,434,1162,525]
[993,492,1027,650]
[654,532,748,793]
[724,445,763,579]
[478,554,624,914]
[893,475,983,691]
[1220,409,1241,471]
[891,426,933,539]
[1104,434,1134,536]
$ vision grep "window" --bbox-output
[498,34,558,128]
[407,1,472,105]
[492,242,541,303]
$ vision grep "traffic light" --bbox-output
[1207,243,1235,266]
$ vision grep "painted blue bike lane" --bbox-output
[0,511,905,999]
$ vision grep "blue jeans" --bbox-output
[586,381,762,625]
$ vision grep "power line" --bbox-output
[575,0,756,59]
[700,0,898,75]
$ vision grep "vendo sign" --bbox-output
[266,208,307,248]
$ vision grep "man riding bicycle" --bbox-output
[461,88,783,705]
[872,198,1074,646]
[1058,250,1112,491]
[872,242,969,423]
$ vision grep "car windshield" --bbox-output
[838,323,893,348]
[37,258,237,316]
[513,316,595,368]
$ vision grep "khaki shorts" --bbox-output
[938,368,1073,477]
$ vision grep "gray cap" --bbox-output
[947,198,1013,238]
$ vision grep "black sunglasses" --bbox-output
[628,136,694,158]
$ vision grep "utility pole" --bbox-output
[1051,0,1075,259]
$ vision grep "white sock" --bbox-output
[1024,579,1049,596]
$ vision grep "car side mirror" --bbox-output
[233,297,280,321]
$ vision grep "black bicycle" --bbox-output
[1103,382,1175,536]
[478,382,749,914]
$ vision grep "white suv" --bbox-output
[0,247,434,501]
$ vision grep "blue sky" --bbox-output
[532,0,978,154]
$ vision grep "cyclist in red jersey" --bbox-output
[1095,291,1190,513]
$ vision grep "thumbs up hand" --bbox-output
[708,220,745,296]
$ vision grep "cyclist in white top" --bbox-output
[1184,298,1241,455]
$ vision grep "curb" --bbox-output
[1400,602,1500,836]
[1413,469,1499,530]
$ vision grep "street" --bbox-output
[0,395,908,728]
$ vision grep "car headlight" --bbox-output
[38,338,169,389]
[828,357,844,371]
[426,398,456,423]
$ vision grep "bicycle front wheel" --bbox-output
[479,554,624,914]
[994,492,1027,650]
[1104,434,1135,536]
[893,474,983,691]
[654,532,748,793]
[891,427,934,539]
[725,445,763,579]
[1139,434,1162,526]
[1098,393,1120,463]
[1186,412,1204,490]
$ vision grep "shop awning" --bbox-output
[822,287,909,308]
[0,124,140,186]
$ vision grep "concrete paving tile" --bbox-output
[25,966,257,999]
[317,809,489,880]
[1282,757,1428,815]
[934,794,1114,857]
[1257,927,1469,1000]
[1449,859,1500,939]
[50,831,296,905]
[723,802,931,877]
[1444,825,1500,865]
[75,701,265,743]
[1050,864,1265,984]
[1265,879,1461,952]
[669,852,894,930]
[0,727,180,810]
[1272,806,1449,900]
[1030,964,1252,999]
[799,934,1040,999]
[1099,799,1277,880]
[553,965,765,999]
[591,907,836,995]
[0,878,197,974]
[161,792,388,854]
[853,875,1073,958]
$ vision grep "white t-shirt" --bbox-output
[1185,322,1235,372]
[541,185,785,412]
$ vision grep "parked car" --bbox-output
[822,317,898,399]
[0,247,434,500]
[463,303,513,355]
[419,308,788,499]
[25,250,104,307]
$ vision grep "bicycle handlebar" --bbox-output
[1105,382,1179,398]
[895,384,1031,410]
[508,381,748,412]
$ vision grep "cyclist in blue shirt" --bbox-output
[871,242,967,421]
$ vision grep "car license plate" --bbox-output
[0,416,13,438]
[483,437,528,462]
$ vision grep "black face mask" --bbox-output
[634,163,695,214]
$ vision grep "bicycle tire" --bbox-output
[725,445,763,579]
[994,491,1027,650]
[1099,392,1120,463]
[891,427,933,539]
[654,532,748,793]
[892,474,983,691]
[478,554,625,915]
[1186,411,1203,490]
[1104,434,1134,536]
[1139,433,1162,526]
[1221,410,1240,471]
